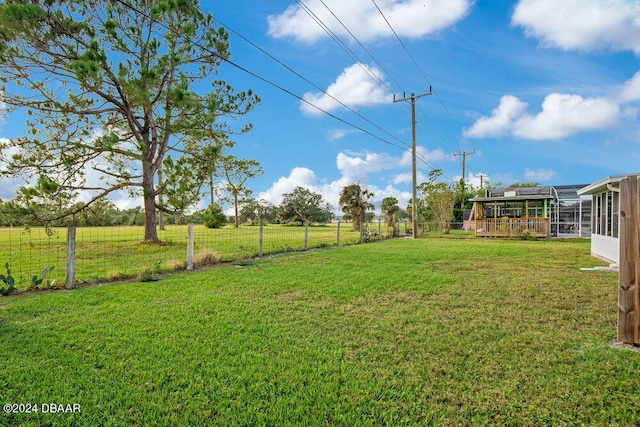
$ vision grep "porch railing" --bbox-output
[475,218,550,237]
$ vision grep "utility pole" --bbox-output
[453,150,476,223]
[394,88,432,239]
[453,150,476,195]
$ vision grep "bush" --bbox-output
[203,203,227,229]
[194,250,221,268]
[520,228,538,240]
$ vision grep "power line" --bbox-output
[394,90,433,239]
[215,1,446,173]
[371,0,465,144]
[313,0,460,155]
[113,0,445,171]
[294,0,452,172]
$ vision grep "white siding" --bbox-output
[591,234,619,264]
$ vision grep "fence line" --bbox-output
[0,221,476,290]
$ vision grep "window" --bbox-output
[612,191,619,238]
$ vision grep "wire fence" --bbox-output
[0,221,476,291]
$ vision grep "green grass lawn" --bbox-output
[0,223,368,288]
[1,238,635,425]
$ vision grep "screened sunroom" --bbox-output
[576,174,639,264]
[469,184,591,238]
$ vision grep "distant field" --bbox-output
[0,223,371,287]
[1,237,633,425]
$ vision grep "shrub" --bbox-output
[138,261,161,282]
[194,250,221,268]
[0,263,16,296]
[203,203,227,229]
[520,228,538,240]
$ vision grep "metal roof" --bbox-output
[577,174,640,195]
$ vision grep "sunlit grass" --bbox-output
[1,238,634,425]
[0,223,364,288]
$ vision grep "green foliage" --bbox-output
[0,0,259,241]
[381,197,399,237]
[520,228,539,240]
[28,265,55,291]
[240,199,276,225]
[417,169,457,233]
[509,182,542,188]
[138,261,161,283]
[222,156,263,228]
[203,203,227,229]
[339,183,375,231]
[278,186,333,225]
[0,262,16,295]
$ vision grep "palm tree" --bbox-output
[381,197,399,237]
[339,184,375,231]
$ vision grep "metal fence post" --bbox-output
[258,222,264,257]
[337,220,341,247]
[65,226,76,289]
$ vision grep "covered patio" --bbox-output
[469,184,591,238]
[471,191,552,237]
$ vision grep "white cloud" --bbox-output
[463,95,528,138]
[512,0,640,53]
[258,166,319,206]
[327,129,347,141]
[524,167,556,181]
[513,93,619,140]
[618,70,640,103]
[399,146,450,167]
[301,63,390,116]
[259,147,455,215]
[391,171,428,185]
[465,93,619,141]
[466,172,490,189]
[268,0,472,44]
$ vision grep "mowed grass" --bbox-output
[0,223,365,287]
[1,238,636,425]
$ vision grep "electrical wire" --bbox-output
[114,0,454,179]
[371,0,466,150]
[294,0,451,173]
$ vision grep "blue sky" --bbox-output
[2,0,640,214]
[203,0,640,212]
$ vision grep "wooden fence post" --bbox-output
[186,224,194,271]
[65,226,76,290]
[258,222,264,257]
[337,220,341,247]
[637,176,640,344]
[618,176,639,344]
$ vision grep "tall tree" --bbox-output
[222,155,262,228]
[381,196,399,237]
[339,183,374,231]
[240,198,275,225]
[278,186,333,225]
[417,169,457,234]
[0,0,259,241]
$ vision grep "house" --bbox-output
[577,173,640,264]
[469,184,591,238]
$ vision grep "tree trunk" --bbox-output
[158,168,165,231]
[142,160,159,242]
[234,194,239,228]
[209,172,215,205]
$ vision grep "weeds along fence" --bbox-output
[0,221,475,290]
[0,222,373,289]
